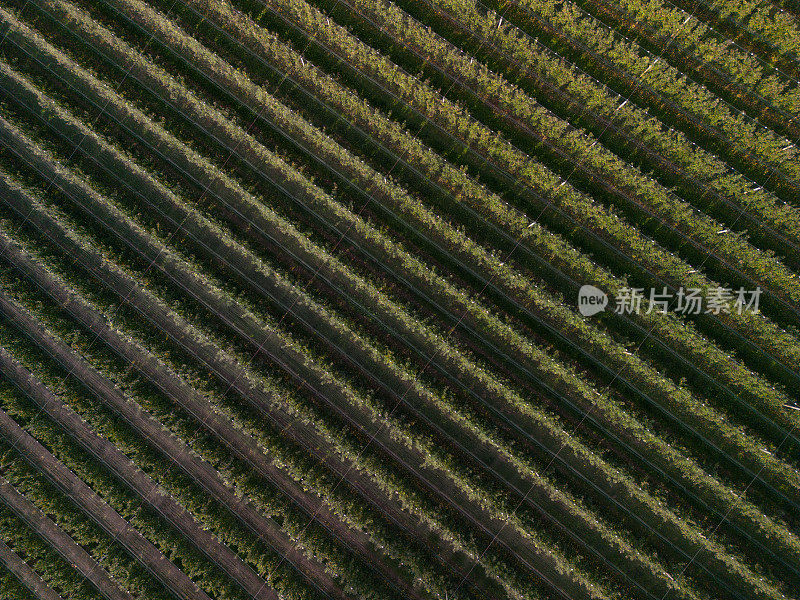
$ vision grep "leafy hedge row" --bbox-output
[174,0,800,443]
[0,17,788,600]
[0,332,275,600]
[217,0,800,396]
[0,473,137,600]
[6,1,800,596]
[125,0,800,520]
[573,0,800,125]
[0,91,788,600]
[0,537,62,600]
[61,0,800,510]
[301,0,800,309]
[0,288,352,600]
[0,220,499,600]
[95,0,800,434]
[6,62,764,600]
[0,469,108,600]
[16,273,434,600]
[484,0,800,195]
[23,0,800,563]
[689,0,800,68]
[401,0,800,256]
[0,140,581,600]
[0,396,186,600]
[34,0,800,548]
[3,92,615,600]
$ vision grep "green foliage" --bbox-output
[0,1,797,599]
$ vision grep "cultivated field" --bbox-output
[0,0,797,598]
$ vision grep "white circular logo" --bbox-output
[578,285,608,316]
